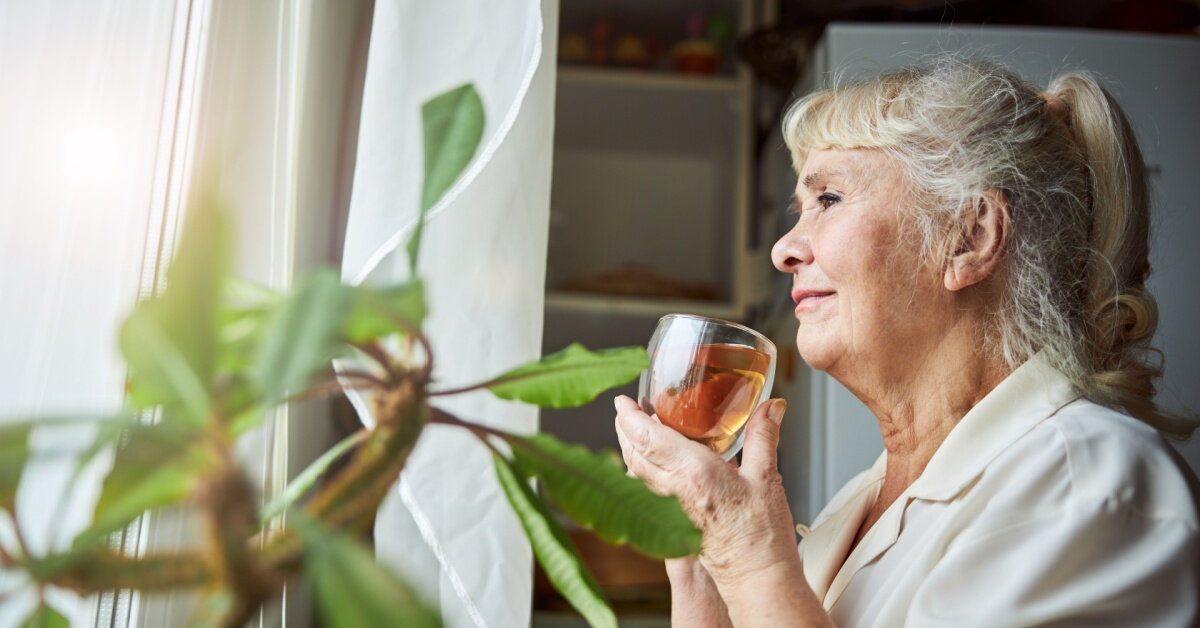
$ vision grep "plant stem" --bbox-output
[304,378,426,533]
[372,310,435,385]
[292,379,375,403]
[427,406,514,442]
[197,425,285,627]
[427,381,490,397]
[427,366,583,398]
[260,380,428,571]
[37,549,215,593]
[353,341,392,373]
[335,369,387,386]
[10,502,32,562]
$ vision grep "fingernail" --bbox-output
[767,399,787,425]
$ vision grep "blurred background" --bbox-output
[540,1,1200,625]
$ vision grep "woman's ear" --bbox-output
[945,189,1010,292]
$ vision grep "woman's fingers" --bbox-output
[614,394,720,500]
[738,399,786,479]
[614,395,700,474]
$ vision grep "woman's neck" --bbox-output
[841,318,1011,490]
[841,320,1010,554]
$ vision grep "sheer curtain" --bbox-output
[0,1,196,624]
[340,0,557,626]
[0,0,370,625]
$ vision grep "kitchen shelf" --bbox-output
[557,65,739,94]
[545,290,741,319]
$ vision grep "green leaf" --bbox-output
[492,452,616,628]
[0,422,32,510]
[21,603,68,628]
[120,307,212,424]
[343,281,426,343]
[228,406,268,438]
[73,423,210,552]
[0,415,136,512]
[121,197,230,421]
[511,433,700,558]
[293,515,441,628]
[217,278,279,374]
[61,413,142,503]
[260,429,366,524]
[409,83,485,271]
[253,269,352,403]
[484,344,648,408]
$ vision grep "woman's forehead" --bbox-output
[797,148,894,190]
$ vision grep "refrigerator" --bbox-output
[772,24,1200,522]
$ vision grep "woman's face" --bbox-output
[771,148,947,379]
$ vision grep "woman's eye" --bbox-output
[817,192,842,210]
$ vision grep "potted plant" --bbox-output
[0,84,699,628]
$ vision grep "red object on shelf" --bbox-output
[671,11,721,75]
[672,40,719,75]
[590,20,611,66]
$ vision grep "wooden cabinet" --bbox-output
[543,0,771,454]
[535,1,773,623]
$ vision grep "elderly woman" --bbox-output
[614,56,1200,626]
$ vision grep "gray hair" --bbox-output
[783,55,1195,437]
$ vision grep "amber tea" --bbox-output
[642,343,771,455]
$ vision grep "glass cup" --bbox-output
[638,314,777,460]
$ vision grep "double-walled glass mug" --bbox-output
[638,314,777,460]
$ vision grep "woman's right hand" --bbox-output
[614,395,831,626]
[613,395,799,587]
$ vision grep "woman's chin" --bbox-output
[795,330,838,372]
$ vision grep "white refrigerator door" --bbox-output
[797,24,1200,518]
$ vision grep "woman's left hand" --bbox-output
[613,395,800,589]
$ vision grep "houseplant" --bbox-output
[0,84,699,628]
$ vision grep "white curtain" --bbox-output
[0,0,364,625]
[341,0,557,626]
[0,1,192,624]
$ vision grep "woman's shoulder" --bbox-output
[998,398,1200,528]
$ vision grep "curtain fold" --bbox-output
[340,0,557,625]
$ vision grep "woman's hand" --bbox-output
[664,555,732,627]
[613,395,800,589]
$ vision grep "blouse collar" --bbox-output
[800,353,1082,608]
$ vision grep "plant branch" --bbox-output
[37,549,215,593]
[427,406,515,441]
[334,369,387,386]
[372,309,435,385]
[305,378,426,528]
[259,428,369,526]
[0,529,15,566]
[427,369,561,398]
[352,341,392,373]
[291,379,375,404]
[10,503,31,562]
[427,381,493,397]
[196,439,280,627]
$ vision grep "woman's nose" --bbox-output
[772,225,813,273]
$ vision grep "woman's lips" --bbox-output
[792,289,835,312]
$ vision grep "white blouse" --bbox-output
[797,356,1200,627]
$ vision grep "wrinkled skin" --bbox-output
[613,395,799,594]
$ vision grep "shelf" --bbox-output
[545,291,741,319]
[553,66,740,156]
[558,65,738,94]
